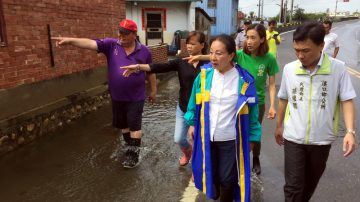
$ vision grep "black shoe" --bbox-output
[252,156,261,175]
[123,146,140,168]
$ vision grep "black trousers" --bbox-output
[253,104,265,157]
[211,140,238,202]
[284,139,331,202]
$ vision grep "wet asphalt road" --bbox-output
[0,20,359,202]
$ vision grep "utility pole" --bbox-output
[290,0,294,22]
[258,0,261,19]
[280,0,284,23]
[335,0,338,18]
[261,0,264,19]
[284,0,287,24]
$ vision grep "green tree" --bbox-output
[293,7,306,21]
[249,11,255,19]
[306,12,327,21]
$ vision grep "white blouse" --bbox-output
[209,66,239,142]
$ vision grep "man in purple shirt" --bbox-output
[52,19,157,168]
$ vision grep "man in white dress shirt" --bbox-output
[323,20,340,58]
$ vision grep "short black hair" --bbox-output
[293,22,325,45]
[269,20,277,26]
[323,20,332,27]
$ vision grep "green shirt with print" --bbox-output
[236,50,279,105]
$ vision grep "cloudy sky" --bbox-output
[239,0,360,18]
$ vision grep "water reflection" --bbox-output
[0,76,264,201]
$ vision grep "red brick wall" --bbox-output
[148,44,168,63]
[178,39,189,58]
[0,0,125,89]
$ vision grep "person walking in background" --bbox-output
[236,23,279,175]
[266,20,281,58]
[235,19,252,50]
[52,19,157,169]
[275,22,356,202]
[185,34,261,202]
[323,20,340,58]
[121,31,209,166]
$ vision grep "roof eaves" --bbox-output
[195,7,212,22]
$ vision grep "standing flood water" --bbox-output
[0,75,263,201]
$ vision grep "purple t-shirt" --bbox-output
[96,38,152,101]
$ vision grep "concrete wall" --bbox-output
[126,1,196,45]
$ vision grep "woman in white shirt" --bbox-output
[185,34,261,202]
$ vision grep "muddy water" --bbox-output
[0,75,263,202]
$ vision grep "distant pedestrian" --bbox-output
[121,31,209,167]
[275,22,356,202]
[52,19,157,169]
[266,20,281,57]
[185,34,261,202]
[323,20,340,58]
[235,19,252,50]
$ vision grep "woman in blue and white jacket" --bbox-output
[184,34,262,202]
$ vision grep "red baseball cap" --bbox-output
[119,19,138,34]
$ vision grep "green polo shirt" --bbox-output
[236,50,279,105]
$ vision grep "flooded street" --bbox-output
[0,74,265,201]
[0,20,359,202]
[0,76,195,201]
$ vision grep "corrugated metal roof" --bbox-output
[126,0,199,2]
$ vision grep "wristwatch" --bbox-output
[346,129,356,136]
[135,64,140,73]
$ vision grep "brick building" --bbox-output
[0,0,126,89]
[0,0,168,153]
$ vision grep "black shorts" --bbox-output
[112,100,145,131]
